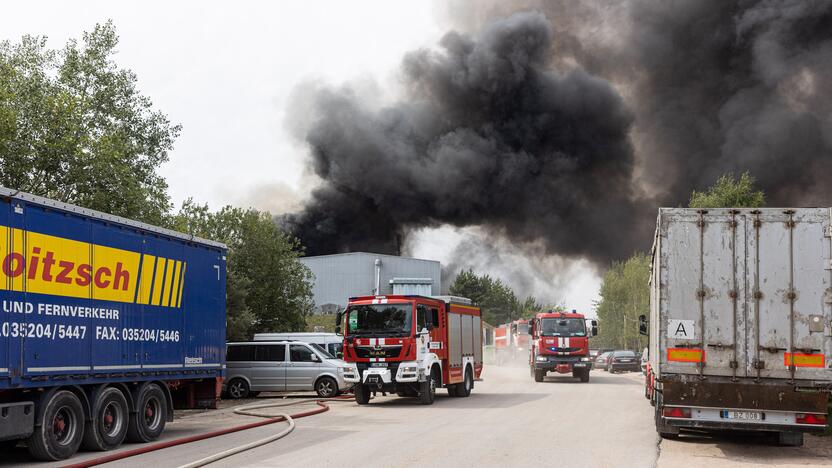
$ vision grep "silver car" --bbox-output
[224,341,351,399]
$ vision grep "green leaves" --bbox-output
[170,202,315,341]
[0,21,178,225]
[594,253,650,350]
[689,172,765,209]
[449,269,543,325]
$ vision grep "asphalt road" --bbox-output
[3,366,832,467]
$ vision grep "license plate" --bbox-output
[722,410,762,421]
[619,359,632,362]
[370,362,387,367]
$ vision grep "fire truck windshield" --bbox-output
[346,303,413,337]
[516,323,530,334]
[539,318,586,337]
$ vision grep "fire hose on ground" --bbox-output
[62,395,356,468]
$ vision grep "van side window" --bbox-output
[329,343,343,358]
[290,345,316,362]
[256,344,285,362]
[227,345,255,362]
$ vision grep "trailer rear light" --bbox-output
[662,407,691,418]
[796,413,827,425]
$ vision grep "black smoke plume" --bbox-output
[284,1,832,269]
[282,12,647,264]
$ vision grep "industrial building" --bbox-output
[299,252,441,314]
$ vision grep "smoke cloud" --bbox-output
[282,0,832,275]
[281,11,647,264]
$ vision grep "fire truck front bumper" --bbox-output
[534,355,593,373]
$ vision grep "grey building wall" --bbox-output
[299,252,441,314]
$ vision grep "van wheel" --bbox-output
[126,384,167,443]
[354,384,371,405]
[82,387,129,451]
[315,377,338,398]
[226,379,250,399]
[27,390,85,461]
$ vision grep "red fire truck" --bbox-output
[337,295,483,405]
[529,310,598,383]
[494,319,531,364]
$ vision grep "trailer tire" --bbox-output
[82,387,129,451]
[315,377,339,398]
[126,384,167,443]
[654,393,679,439]
[534,369,545,382]
[419,368,438,405]
[27,390,85,461]
[225,378,250,400]
[579,368,590,383]
[778,431,803,447]
[354,384,371,405]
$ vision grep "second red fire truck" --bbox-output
[529,310,598,383]
[337,295,483,405]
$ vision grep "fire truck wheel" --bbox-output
[579,368,590,383]
[457,367,473,397]
[534,369,545,382]
[354,384,371,405]
[419,368,438,405]
[447,384,458,397]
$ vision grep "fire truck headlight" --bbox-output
[535,356,547,362]
[401,365,419,373]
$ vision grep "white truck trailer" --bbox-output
[642,208,832,446]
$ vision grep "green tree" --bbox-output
[594,253,650,350]
[689,172,765,208]
[169,201,315,341]
[0,21,179,225]
[449,269,537,325]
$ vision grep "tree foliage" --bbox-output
[0,21,179,225]
[169,201,315,341]
[594,253,650,350]
[449,269,543,325]
[689,171,765,208]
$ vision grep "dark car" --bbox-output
[593,351,612,371]
[607,350,640,373]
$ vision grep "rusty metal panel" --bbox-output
[662,377,828,413]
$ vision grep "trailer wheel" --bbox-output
[778,431,803,447]
[419,368,438,405]
[27,390,85,461]
[126,384,167,443]
[654,393,679,439]
[225,379,250,399]
[82,387,129,451]
[534,369,545,382]
[315,377,338,398]
[354,384,371,405]
[579,368,590,383]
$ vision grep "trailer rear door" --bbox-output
[749,209,830,380]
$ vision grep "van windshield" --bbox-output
[346,303,412,337]
[309,343,335,359]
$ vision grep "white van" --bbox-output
[254,332,343,358]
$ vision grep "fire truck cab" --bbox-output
[337,295,483,405]
[529,310,598,383]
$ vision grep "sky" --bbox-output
[1,1,601,315]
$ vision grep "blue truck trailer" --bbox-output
[0,187,227,460]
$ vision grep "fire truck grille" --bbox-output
[547,347,581,353]
[355,346,403,359]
